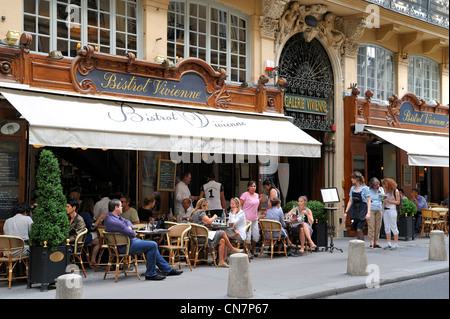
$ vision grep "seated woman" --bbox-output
[264,198,296,250]
[226,197,247,241]
[138,195,156,222]
[79,198,104,268]
[286,196,317,253]
[190,198,243,268]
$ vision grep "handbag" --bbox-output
[395,189,403,216]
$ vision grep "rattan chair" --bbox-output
[188,223,217,268]
[71,228,88,277]
[420,209,440,237]
[158,224,192,271]
[0,235,29,289]
[230,220,252,262]
[258,219,288,259]
[102,231,141,282]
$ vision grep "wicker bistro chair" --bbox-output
[158,224,192,271]
[188,223,217,268]
[230,220,252,262]
[95,227,109,271]
[420,209,441,237]
[0,235,29,289]
[258,219,288,259]
[71,228,89,278]
[102,232,141,283]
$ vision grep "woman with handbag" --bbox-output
[381,178,401,250]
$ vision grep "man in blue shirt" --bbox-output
[411,188,428,235]
[104,199,182,280]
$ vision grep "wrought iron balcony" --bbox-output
[365,0,449,28]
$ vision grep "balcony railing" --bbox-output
[365,0,449,28]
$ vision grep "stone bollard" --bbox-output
[347,240,368,276]
[55,273,83,299]
[227,253,253,298]
[429,230,448,261]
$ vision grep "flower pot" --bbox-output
[27,244,72,292]
[312,223,328,248]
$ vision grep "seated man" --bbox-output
[104,199,182,280]
[411,188,428,234]
[3,202,34,257]
[264,198,295,250]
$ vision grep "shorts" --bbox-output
[350,218,366,231]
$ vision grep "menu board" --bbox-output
[157,159,177,192]
[0,141,20,219]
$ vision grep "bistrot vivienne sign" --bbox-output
[399,102,448,128]
[76,68,208,104]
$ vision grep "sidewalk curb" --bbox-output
[296,266,449,299]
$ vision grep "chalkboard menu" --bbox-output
[157,159,177,192]
[0,141,20,220]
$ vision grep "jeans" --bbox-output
[120,239,172,277]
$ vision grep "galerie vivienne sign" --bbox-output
[76,68,209,104]
[399,102,448,128]
[283,93,328,115]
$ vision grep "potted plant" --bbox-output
[398,199,417,241]
[306,200,328,248]
[28,149,71,292]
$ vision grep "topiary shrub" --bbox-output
[400,199,417,218]
[29,149,69,252]
[306,200,328,224]
[282,200,298,214]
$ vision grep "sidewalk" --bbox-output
[0,235,448,299]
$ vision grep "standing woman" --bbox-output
[381,178,400,250]
[240,180,261,256]
[344,171,371,241]
[367,177,385,248]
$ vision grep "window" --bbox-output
[23,0,142,58]
[408,56,440,103]
[167,0,249,83]
[357,44,395,101]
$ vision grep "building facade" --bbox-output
[0,0,448,237]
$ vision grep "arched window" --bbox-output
[357,43,395,101]
[408,56,440,103]
[23,0,142,58]
[167,0,249,83]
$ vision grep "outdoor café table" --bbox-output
[136,228,170,244]
[208,222,232,231]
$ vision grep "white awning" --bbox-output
[366,127,449,167]
[0,87,321,158]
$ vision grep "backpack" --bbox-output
[395,189,403,216]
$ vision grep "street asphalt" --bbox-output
[1,234,448,300]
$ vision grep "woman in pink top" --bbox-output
[240,180,261,256]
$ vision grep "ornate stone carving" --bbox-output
[269,1,366,56]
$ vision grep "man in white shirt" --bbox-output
[174,172,198,219]
[3,203,33,257]
[199,173,226,216]
[93,194,110,220]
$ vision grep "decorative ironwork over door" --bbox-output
[279,33,334,131]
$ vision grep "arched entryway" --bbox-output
[278,33,335,202]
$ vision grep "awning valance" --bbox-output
[365,126,449,167]
[0,87,321,158]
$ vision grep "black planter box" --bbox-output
[27,244,72,292]
[398,216,415,241]
[312,223,328,248]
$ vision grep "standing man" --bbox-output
[104,199,182,280]
[199,173,227,217]
[174,172,198,220]
[411,188,428,235]
[120,195,140,224]
[93,191,110,220]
